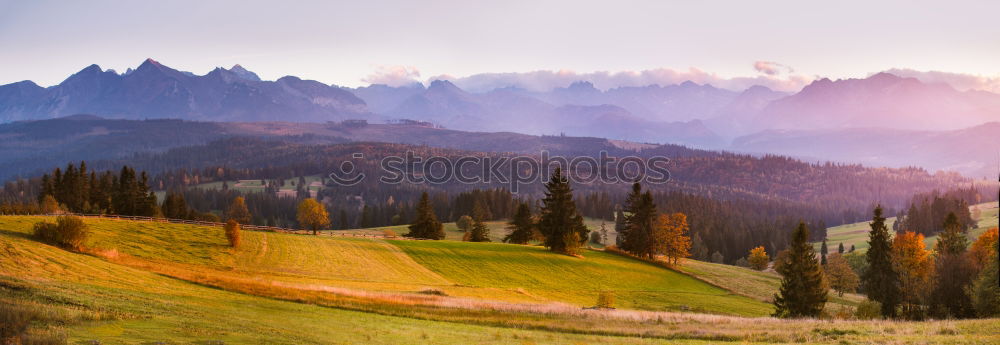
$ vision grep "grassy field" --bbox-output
[391,240,772,315]
[817,201,998,252]
[3,215,999,344]
[677,260,864,310]
[1,225,723,344]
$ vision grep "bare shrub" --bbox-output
[32,216,89,250]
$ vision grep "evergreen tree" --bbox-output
[537,168,587,255]
[838,242,845,254]
[971,247,999,317]
[929,212,975,318]
[623,187,658,258]
[773,222,827,318]
[161,192,190,219]
[691,233,709,261]
[820,238,828,265]
[405,192,444,240]
[468,200,491,242]
[339,210,349,230]
[863,205,901,318]
[503,203,534,244]
[618,182,643,251]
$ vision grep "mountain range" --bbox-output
[0,59,372,123]
[0,59,997,178]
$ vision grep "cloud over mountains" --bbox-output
[429,65,815,93]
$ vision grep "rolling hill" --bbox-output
[3,215,999,344]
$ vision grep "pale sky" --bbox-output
[2,0,999,90]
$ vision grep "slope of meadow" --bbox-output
[0,216,767,316]
[817,201,998,252]
[391,240,772,315]
[0,221,713,345]
[2,216,999,344]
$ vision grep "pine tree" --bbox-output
[691,233,708,261]
[468,200,491,242]
[838,242,845,254]
[773,222,827,318]
[537,168,587,255]
[618,182,643,252]
[623,189,657,258]
[405,192,444,240]
[929,212,975,318]
[970,247,999,317]
[820,238,828,265]
[504,203,534,244]
[339,210,349,230]
[863,205,901,318]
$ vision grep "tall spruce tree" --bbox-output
[468,199,491,242]
[820,238,828,265]
[929,212,975,318]
[618,182,643,251]
[863,205,901,318]
[623,191,657,258]
[405,192,445,240]
[773,222,828,318]
[537,168,588,255]
[504,203,534,244]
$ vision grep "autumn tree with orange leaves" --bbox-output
[654,213,691,265]
[970,227,998,271]
[892,231,934,319]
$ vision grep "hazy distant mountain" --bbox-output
[732,122,1000,178]
[367,80,723,146]
[349,83,426,114]
[0,59,373,122]
[0,114,662,181]
[705,85,789,137]
[751,73,1000,131]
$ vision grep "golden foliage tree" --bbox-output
[654,213,691,265]
[226,196,251,224]
[824,253,859,296]
[297,198,330,235]
[892,231,934,316]
[40,194,61,214]
[748,246,769,270]
[224,219,241,248]
[970,227,999,271]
